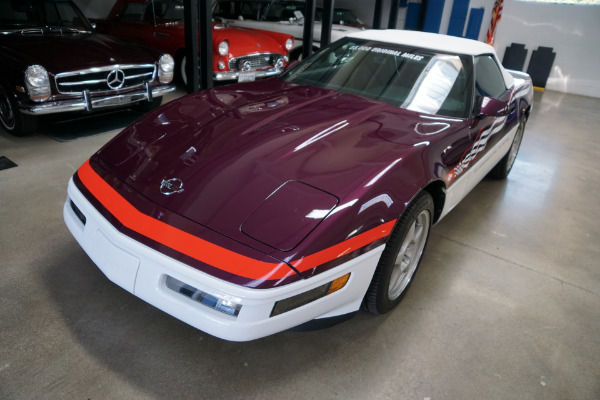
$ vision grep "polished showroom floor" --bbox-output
[1,88,599,399]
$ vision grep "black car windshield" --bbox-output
[281,39,474,118]
[0,0,92,32]
[151,0,184,23]
[264,1,305,21]
[316,8,362,25]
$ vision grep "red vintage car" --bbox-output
[94,0,294,83]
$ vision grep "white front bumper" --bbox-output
[63,178,384,341]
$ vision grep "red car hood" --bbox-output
[213,23,288,57]
[95,79,426,250]
[1,32,159,74]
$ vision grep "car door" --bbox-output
[462,54,516,192]
[440,54,516,215]
[108,1,160,52]
[145,0,183,54]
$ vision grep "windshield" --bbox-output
[265,1,305,21]
[316,8,361,25]
[281,39,474,118]
[151,0,184,23]
[0,0,92,32]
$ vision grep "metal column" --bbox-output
[198,0,212,90]
[183,0,199,93]
[184,0,212,93]
[320,0,334,48]
[372,0,383,29]
[302,0,316,60]
[388,0,400,29]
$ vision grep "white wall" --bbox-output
[494,1,600,98]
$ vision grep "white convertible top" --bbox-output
[347,29,514,87]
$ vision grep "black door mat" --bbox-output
[43,109,145,142]
[0,156,18,171]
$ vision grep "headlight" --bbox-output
[24,65,51,102]
[218,41,229,56]
[275,57,284,69]
[166,275,242,317]
[158,54,174,83]
[285,38,294,51]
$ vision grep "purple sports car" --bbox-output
[64,30,533,341]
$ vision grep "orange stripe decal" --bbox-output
[77,160,394,281]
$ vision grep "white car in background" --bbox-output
[213,0,362,59]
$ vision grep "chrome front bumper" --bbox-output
[20,84,176,116]
[213,67,284,81]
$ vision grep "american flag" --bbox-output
[486,0,503,45]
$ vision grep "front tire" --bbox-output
[0,85,37,136]
[364,192,434,314]
[179,54,188,86]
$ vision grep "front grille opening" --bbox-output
[70,200,86,225]
[55,65,156,94]
[229,53,283,72]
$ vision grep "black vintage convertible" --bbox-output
[0,0,175,136]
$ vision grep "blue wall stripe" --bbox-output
[423,0,445,33]
[464,7,484,40]
[447,0,470,37]
[405,2,421,30]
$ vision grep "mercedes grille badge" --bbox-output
[106,69,125,90]
[160,178,184,195]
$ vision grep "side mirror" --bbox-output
[477,96,513,117]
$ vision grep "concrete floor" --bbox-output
[1,89,599,400]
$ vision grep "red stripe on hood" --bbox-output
[77,160,394,281]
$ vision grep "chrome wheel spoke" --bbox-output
[507,122,524,168]
[388,211,430,300]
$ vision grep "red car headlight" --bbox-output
[285,38,294,51]
[218,41,229,56]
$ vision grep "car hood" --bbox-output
[95,79,425,250]
[0,32,159,74]
[213,23,287,56]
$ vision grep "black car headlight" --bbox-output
[158,54,175,84]
[25,65,51,102]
